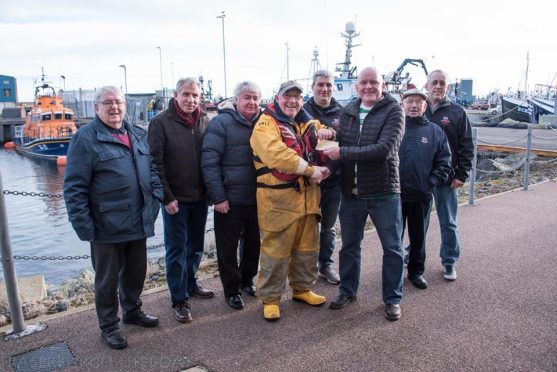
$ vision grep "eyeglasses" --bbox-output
[403,99,425,105]
[281,94,303,101]
[98,100,126,107]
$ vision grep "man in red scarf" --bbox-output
[148,78,214,324]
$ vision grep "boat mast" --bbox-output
[338,22,361,79]
[525,51,529,96]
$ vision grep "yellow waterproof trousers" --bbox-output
[256,214,319,305]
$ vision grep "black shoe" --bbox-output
[228,294,244,310]
[101,329,128,350]
[409,275,428,290]
[123,311,159,327]
[385,304,401,321]
[188,285,214,298]
[173,302,193,323]
[242,284,256,297]
[329,293,356,310]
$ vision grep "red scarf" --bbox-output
[173,99,201,128]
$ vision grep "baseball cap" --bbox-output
[278,80,303,96]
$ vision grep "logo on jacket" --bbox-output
[421,137,428,144]
[440,116,450,126]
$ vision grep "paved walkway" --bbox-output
[1,181,556,371]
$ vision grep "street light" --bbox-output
[170,61,174,90]
[216,11,228,98]
[118,65,127,95]
[156,46,164,109]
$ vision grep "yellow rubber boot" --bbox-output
[263,304,280,321]
[292,290,326,306]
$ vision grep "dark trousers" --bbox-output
[402,200,432,278]
[162,200,208,307]
[214,205,260,298]
[90,238,147,332]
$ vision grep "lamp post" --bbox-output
[216,11,228,98]
[118,65,127,95]
[156,46,164,109]
[170,61,174,92]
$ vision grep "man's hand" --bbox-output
[318,128,334,140]
[311,166,331,184]
[451,179,464,189]
[323,147,340,160]
[165,200,179,215]
[214,200,230,214]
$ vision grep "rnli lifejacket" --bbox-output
[254,119,323,191]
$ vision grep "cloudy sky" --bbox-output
[1,0,555,101]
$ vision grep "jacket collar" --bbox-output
[307,96,342,115]
[93,116,140,143]
[264,101,311,125]
[405,115,429,126]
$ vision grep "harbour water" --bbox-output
[0,148,214,285]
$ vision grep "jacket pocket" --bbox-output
[98,150,124,162]
[97,199,135,236]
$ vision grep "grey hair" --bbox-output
[427,69,450,83]
[311,70,334,87]
[176,77,202,92]
[233,81,261,98]
[95,86,125,102]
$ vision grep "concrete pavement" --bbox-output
[1,180,556,371]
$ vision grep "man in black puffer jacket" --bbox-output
[399,89,451,290]
[201,81,262,311]
[323,67,405,321]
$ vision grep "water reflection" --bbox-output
[0,149,168,284]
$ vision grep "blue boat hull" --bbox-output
[15,138,71,160]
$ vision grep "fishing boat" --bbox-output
[500,94,531,123]
[528,83,556,124]
[14,70,77,161]
[332,22,428,104]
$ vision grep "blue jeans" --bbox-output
[162,200,208,307]
[432,184,460,268]
[338,195,404,304]
[319,183,341,270]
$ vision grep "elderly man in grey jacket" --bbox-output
[64,86,163,350]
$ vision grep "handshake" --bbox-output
[310,166,331,184]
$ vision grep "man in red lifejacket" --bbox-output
[250,80,334,321]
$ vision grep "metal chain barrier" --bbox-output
[0,231,214,262]
[531,133,557,140]
[3,190,64,198]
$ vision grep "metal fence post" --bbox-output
[468,128,478,205]
[0,170,26,333]
[523,126,532,190]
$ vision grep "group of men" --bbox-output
[62,66,472,349]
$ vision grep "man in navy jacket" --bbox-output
[64,86,163,350]
[399,89,451,289]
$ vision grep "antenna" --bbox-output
[307,46,322,91]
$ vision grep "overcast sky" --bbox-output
[1,0,555,102]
